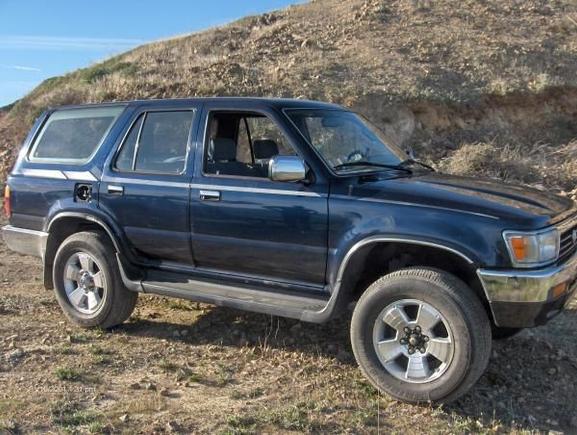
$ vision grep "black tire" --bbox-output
[491,326,523,340]
[350,267,491,404]
[53,231,138,329]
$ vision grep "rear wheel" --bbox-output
[350,267,491,403]
[53,231,137,329]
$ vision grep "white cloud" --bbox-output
[0,36,144,51]
[0,64,42,72]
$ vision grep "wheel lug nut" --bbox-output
[404,327,411,334]
[415,326,421,333]
[408,348,415,355]
[419,347,426,353]
[423,336,429,342]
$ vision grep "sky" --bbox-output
[0,0,302,107]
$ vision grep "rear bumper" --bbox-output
[2,225,47,258]
[477,252,577,327]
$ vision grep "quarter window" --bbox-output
[114,111,194,174]
[30,107,124,163]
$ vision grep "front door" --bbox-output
[99,105,199,265]
[189,106,328,287]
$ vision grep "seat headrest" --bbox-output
[253,139,279,160]
[211,138,237,162]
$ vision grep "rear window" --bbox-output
[29,106,124,163]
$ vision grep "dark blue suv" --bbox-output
[3,97,577,403]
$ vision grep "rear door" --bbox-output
[99,104,199,266]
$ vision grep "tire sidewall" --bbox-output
[53,233,117,328]
[351,275,476,402]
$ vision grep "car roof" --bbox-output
[51,97,346,112]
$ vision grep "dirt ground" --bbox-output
[1,227,577,434]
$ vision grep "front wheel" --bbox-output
[53,231,138,329]
[350,267,491,403]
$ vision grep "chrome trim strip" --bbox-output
[191,183,323,198]
[63,171,98,182]
[2,225,48,237]
[102,176,322,197]
[335,236,475,285]
[331,194,499,220]
[20,168,67,180]
[101,176,189,189]
[477,250,577,303]
[19,168,98,182]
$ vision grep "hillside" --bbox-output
[2,0,577,191]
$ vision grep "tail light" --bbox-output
[3,185,11,218]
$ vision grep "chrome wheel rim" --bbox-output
[373,298,455,384]
[63,252,107,315]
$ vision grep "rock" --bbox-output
[6,348,24,361]
[119,414,129,423]
[129,382,141,390]
[180,330,188,337]
[160,387,171,397]
[547,367,557,375]
[1,420,17,432]
[166,420,182,432]
[172,330,181,338]
[143,381,156,391]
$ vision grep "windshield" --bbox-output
[285,109,406,174]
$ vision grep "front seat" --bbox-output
[208,137,249,176]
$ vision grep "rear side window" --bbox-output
[30,107,124,163]
[115,111,194,174]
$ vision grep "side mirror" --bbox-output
[268,155,307,182]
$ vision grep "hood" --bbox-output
[349,172,575,226]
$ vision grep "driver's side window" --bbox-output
[114,110,194,174]
[204,111,296,178]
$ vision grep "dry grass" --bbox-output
[1,0,577,189]
[438,142,540,184]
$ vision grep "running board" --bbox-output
[117,256,342,323]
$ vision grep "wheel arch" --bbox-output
[43,212,128,289]
[330,237,491,321]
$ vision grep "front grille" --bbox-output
[559,226,577,262]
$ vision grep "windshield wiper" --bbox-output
[333,161,412,173]
[397,158,435,171]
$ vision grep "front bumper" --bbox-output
[2,225,47,258]
[477,252,577,327]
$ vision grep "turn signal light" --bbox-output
[551,282,568,299]
[510,237,527,261]
[3,185,11,218]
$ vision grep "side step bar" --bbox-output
[117,255,344,323]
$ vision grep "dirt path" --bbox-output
[1,230,577,433]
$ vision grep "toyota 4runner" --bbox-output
[3,97,577,403]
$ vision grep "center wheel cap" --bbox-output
[400,326,429,354]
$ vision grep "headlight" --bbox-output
[503,228,559,267]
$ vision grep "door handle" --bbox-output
[107,185,124,195]
[199,190,221,201]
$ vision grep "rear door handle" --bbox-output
[107,185,124,195]
[199,190,221,201]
